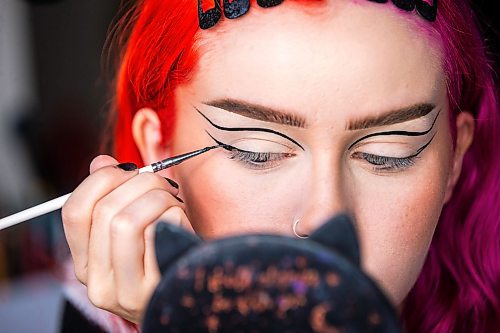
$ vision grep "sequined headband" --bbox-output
[198,0,438,29]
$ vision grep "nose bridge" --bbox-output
[295,153,349,236]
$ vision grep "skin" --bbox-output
[62,0,474,324]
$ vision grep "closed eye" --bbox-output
[351,152,418,171]
[205,130,295,170]
[351,134,436,172]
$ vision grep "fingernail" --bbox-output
[165,178,179,189]
[116,162,138,171]
[174,195,184,203]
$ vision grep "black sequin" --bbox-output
[223,0,250,19]
[198,0,223,30]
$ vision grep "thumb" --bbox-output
[89,155,119,174]
[157,206,195,234]
[143,206,195,281]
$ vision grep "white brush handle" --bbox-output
[0,165,155,231]
[0,194,72,231]
[0,145,221,231]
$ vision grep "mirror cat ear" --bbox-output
[154,222,202,274]
[309,214,360,266]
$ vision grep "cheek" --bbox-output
[177,158,307,238]
[357,180,441,305]
[354,135,452,305]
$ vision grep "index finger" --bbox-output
[89,155,119,173]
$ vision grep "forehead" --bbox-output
[189,1,444,122]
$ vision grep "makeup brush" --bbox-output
[0,145,223,231]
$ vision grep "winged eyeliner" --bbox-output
[347,109,440,150]
[195,106,305,151]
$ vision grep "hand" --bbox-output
[61,155,193,323]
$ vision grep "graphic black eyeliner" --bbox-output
[355,133,436,170]
[348,109,440,150]
[205,130,261,155]
[205,131,294,170]
[413,133,436,156]
[195,106,305,150]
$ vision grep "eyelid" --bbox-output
[350,140,416,158]
[221,138,297,158]
[206,130,266,153]
[229,137,296,152]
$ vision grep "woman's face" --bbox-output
[163,2,453,306]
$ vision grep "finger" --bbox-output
[87,171,179,288]
[110,189,180,296]
[143,206,194,277]
[100,172,180,203]
[62,162,138,283]
[163,205,195,234]
[89,155,119,174]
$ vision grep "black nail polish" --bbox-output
[116,162,138,171]
[165,178,179,189]
[174,195,184,203]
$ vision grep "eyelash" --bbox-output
[351,152,418,171]
[228,148,418,172]
[228,148,423,172]
[351,134,435,172]
[228,149,294,170]
[221,134,434,172]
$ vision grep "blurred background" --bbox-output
[0,0,120,332]
[0,0,498,332]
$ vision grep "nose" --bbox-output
[293,156,350,238]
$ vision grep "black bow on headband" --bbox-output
[198,0,437,30]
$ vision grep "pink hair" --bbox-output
[109,1,499,331]
[401,1,500,331]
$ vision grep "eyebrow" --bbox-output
[203,98,307,128]
[347,103,436,130]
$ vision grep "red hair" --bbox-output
[111,0,200,163]
[109,1,499,331]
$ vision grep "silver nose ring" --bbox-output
[292,218,309,239]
